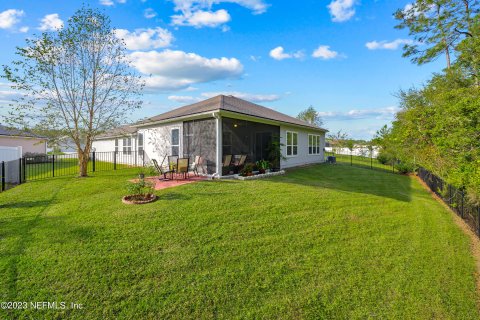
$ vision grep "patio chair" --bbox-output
[176,158,190,180]
[222,154,233,175]
[232,154,247,173]
[168,155,179,171]
[152,158,173,180]
[191,155,203,176]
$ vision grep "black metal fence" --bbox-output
[325,151,397,173]
[1,151,146,191]
[418,167,480,237]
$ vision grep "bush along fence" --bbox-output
[0,151,147,192]
[417,167,480,237]
[325,151,399,173]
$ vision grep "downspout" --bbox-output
[212,112,222,179]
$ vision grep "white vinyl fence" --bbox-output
[0,146,22,162]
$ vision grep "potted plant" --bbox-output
[123,178,157,204]
[256,159,270,174]
[240,163,255,177]
[266,135,286,172]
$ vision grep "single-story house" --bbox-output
[92,95,327,176]
[0,125,47,156]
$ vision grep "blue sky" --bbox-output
[0,0,445,139]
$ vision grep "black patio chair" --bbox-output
[152,158,173,180]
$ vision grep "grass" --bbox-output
[0,164,479,319]
[326,152,395,172]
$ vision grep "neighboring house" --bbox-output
[325,145,379,158]
[92,95,328,176]
[0,125,47,157]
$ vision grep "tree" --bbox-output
[297,106,324,127]
[394,0,479,68]
[327,130,348,153]
[3,6,143,177]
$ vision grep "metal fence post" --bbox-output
[350,152,352,166]
[92,151,96,172]
[23,157,26,182]
[370,153,373,169]
[1,161,5,192]
[52,155,55,177]
[477,206,480,236]
[461,191,465,219]
[392,159,395,173]
[114,151,117,170]
[18,157,22,184]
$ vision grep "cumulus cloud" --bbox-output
[201,91,280,102]
[170,0,268,28]
[269,46,304,60]
[38,14,63,31]
[0,9,24,29]
[172,9,231,28]
[115,28,174,50]
[168,95,202,103]
[327,0,356,22]
[365,39,416,50]
[312,45,339,59]
[129,50,243,91]
[318,106,400,121]
[100,0,126,5]
[144,8,157,19]
[168,91,280,103]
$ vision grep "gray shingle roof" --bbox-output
[0,125,46,139]
[136,95,327,131]
[95,124,137,139]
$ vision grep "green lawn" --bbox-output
[0,165,478,319]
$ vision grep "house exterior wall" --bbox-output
[0,136,46,155]
[139,121,183,166]
[279,125,325,169]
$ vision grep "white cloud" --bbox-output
[144,8,157,19]
[0,9,24,29]
[318,106,400,120]
[168,95,202,103]
[172,9,230,28]
[312,45,339,59]
[169,0,268,28]
[19,26,29,33]
[38,14,63,31]
[168,91,280,103]
[327,0,356,22]
[130,50,243,91]
[115,28,174,50]
[100,0,114,5]
[201,91,280,102]
[365,39,415,50]
[269,46,304,60]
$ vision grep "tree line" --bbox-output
[375,0,480,204]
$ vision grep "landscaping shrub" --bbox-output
[396,161,415,174]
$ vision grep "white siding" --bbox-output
[280,125,325,169]
[139,121,183,165]
[92,139,116,152]
[0,136,46,155]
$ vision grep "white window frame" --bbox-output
[171,128,180,156]
[308,134,321,155]
[286,131,298,157]
[137,133,144,153]
[123,137,132,155]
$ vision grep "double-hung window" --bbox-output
[308,134,321,155]
[123,137,132,155]
[286,131,298,156]
[171,128,180,156]
[137,133,144,154]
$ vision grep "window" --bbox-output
[309,134,321,155]
[123,137,132,154]
[171,128,179,156]
[286,131,298,156]
[137,133,144,154]
[115,138,118,152]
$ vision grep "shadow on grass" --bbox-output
[0,200,54,209]
[274,163,413,202]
